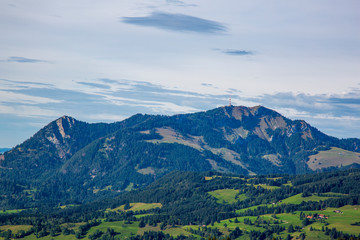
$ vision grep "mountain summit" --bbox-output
[1,105,360,208]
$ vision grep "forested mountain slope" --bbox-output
[0,105,360,209]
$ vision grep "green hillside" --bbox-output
[0,170,359,240]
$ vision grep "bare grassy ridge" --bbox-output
[308,147,360,170]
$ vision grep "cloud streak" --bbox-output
[7,57,48,63]
[0,104,59,118]
[165,0,197,7]
[252,91,360,118]
[214,49,254,56]
[122,12,226,34]
[0,79,53,90]
[222,49,253,56]
[77,81,111,90]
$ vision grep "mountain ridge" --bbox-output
[0,105,360,209]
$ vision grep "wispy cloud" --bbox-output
[122,12,226,34]
[0,79,53,90]
[0,104,59,118]
[99,78,119,84]
[223,49,253,56]
[87,113,127,122]
[201,83,215,87]
[215,49,254,56]
[7,56,48,63]
[0,90,61,105]
[252,91,360,119]
[165,0,197,7]
[227,88,242,93]
[76,81,111,90]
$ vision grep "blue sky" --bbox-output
[1,0,360,147]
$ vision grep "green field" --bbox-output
[61,222,86,231]
[280,193,332,204]
[253,184,281,190]
[124,182,135,192]
[283,181,292,186]
[87,221,139,238]
[271,213,303,227]
[214,205,360,239]
[17,234,76,240]
[235,204,268,214]
[205,176,221,181]
[136,224,194,237]
[301,205,360,235]
[266,177,283,181]
[59,204,79,209]
[163,227,194,237]
[107,202,162,212]
[209,185,331,207]
[208,189,247,204]
[0,209,26,215]
[6,221,140,240]
[92,185,112,194]
[318,192,348,197]
[136,224,160,235]
[213,217,266,232]
[272,205,360,236]
[134,213,154,219]
[0,225,32,233]
[205,176,244,181]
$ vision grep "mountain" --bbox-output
[1,105,360,209]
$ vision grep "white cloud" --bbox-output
[276,107,311,119]
[101,94,199,114]
[0,90,61,104]
[312,114,360,121]
[86,113,127,122]
[0,104,58,118]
